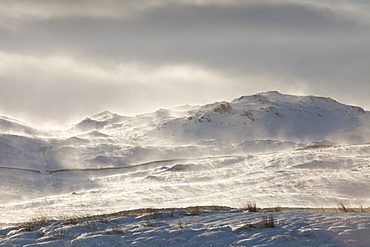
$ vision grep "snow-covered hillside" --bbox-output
[151,91,368,143]
[66,91,370,144]
[0,91,369,225]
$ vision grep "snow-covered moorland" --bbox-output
[1,91,370,246]
[1,207,370,246]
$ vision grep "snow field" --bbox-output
[0,144,370,223]
[1,92,370,245]
[1,209,369,246]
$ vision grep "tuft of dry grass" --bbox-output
[337,203,370,212]
[83,221,98,231]
[168,209,175,217]
[244,202,257,212]
[17,216,50,232]
[318,203,370,213]
[98,215,109,224]
[17,221,39,232]
[144,208,155,213]
[339,203,352,212]
[185,206,202,216]
[59,215,79,225]
[272,205,282,212]
[261,214,275,228]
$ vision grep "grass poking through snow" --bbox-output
[261,214,275,228]
[16,216,50,232]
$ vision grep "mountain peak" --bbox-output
[231,91,343,107]
[90,110,116,121]
[231,91,287,105]
[256,90,282,96]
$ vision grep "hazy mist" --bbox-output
[0,0,369,127]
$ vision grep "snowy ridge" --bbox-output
[152,91,368,143]
[62,91,370,145]
[0,116,41,135]
[71,111,130,132]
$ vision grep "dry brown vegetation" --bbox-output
[10,203,370,233]
[261,214,275,228]
[319,203,370,213]
[244,202,257,212]
[16,216,50,232]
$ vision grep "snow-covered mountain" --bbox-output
[1,91,370,224]
[148,91,368,143]
[68,91,369,144]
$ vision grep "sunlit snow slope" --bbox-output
[1,91,370,223]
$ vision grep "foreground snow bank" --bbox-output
[1,209,369,246]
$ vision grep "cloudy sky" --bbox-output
[0,0,369,127]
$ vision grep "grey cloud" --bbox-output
[2,1,367,63]
[0,0,369,126]
[0,0,152,22]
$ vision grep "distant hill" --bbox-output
[143,91,367,143]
